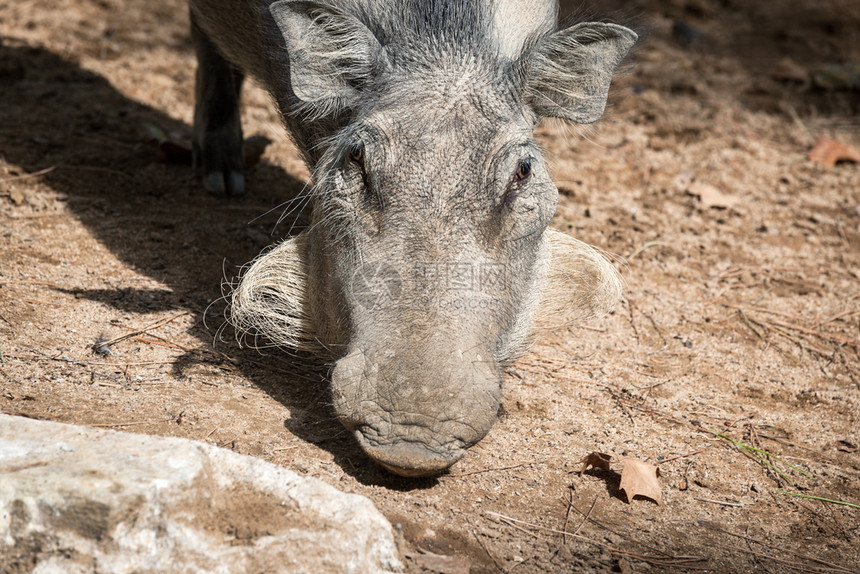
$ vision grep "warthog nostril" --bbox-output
[354,430,465,477]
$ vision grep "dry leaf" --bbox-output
[808,135,860,167]
[580,452,613,476]
[618,457,662,505]
[688,181,739,210]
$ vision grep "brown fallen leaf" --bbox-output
[619,457,662,505]
[580,452,613,476]
[808,135,860,167]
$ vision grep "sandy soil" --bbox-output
[1,0,859,571]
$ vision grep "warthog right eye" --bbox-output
[349,142,365,166]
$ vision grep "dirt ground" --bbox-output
[1,0,859,572]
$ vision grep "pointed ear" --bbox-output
[270,0,385,114]
[521,22,637,123]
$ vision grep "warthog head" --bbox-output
[230,0,635,476]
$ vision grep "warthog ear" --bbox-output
[520,22,637,123]
[270,0,385,115]
[533,228,623,332]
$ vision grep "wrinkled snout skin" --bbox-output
[332,344,502,475]
[194,0,636,475]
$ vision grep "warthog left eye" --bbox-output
[514,159,532,183]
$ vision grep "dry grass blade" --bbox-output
[777,490,860,510]
[705,429,816,484]
[611,394,816,484]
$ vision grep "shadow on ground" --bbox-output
[0,39,424,485]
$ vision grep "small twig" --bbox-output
[762,322,833,358]
[765,317,859,349]
[95,311,190,351]
[61,164,133,180]
[625,241,667,261]
[739,309,766,339]
[87,419,172,428]
[572,495,598,537]
[132,335,190,352]
[4,351,190,368]
[812,309,860,330]
[625,298,640,343]
[700,522,858,574]
[562,488,574,544]
[467,518,503,573]
[658,448,707,464]
[0,165,57,182]
[695,497,743,507]
[722,303,803,321]
[485,512,706,566]
[710,542,857,574]
[444,461,542,478]
[616,395,637,427]
[194,378,219,387]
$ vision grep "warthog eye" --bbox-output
[514,160,532,183]
[349,142,365,166]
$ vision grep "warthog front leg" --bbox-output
[190,10,245,195]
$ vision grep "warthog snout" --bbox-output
[331,345,502,476]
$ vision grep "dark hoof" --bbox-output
[202,170,245,196]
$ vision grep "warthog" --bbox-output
[189,0,635,476]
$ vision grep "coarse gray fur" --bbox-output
[190,0,636,475]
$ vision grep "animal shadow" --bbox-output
[0,39,394,480]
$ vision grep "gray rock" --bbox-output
[0,414,403,573]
